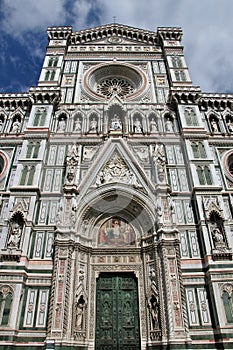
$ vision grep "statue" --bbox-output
[57,117,66,131]
[165,118,173,132]
[210,119,219,133]
[74,118,82,132]
[153,144,166,182]
[150,118,157,133]
[110,114,122,131]
[0,119,4,133]
[76,296,85,331]
[66,144,79,166]
[11,119,21,133]
[210,222,226,250]
[7,222,22,248]
[133,118,143,133]
[66,145,79,184]
[89,118,98,132]
[227,119,233,132]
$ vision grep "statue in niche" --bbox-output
[74,118,82,132]
[66,145,79,184]
[150,118,157,133]
[0,118,4,133]
[210,222,226,250]
[210,119,219,133]
[66,144,79,166]
[76,296,85,331]
[133,118,143,133]
[11,118,21,133]
[165,117,173,132]
[57,117,66,131]
[148,270,159,330]
[226,119,233,132]
[153,144,166,182]
[7,221,22,248]
[89,117,98,132]
[110,114,122,131]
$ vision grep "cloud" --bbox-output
[0,0,232,93]
[1,0,67,38]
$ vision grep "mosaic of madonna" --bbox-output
[98,218,136,247]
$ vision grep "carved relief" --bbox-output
[96,153,141,188]
[153,144,166,183]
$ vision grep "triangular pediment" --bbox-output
[78,138,155,196]
[71,23,158,46]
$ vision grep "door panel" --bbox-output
[95,273,140,350]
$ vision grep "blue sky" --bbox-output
[0,0,233,94]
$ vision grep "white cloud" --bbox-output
[1,0,67,37]
[0,0,233,92]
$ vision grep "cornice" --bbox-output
[157,27,183,41]
[29,86,61,105]
[70,23,158,46]
[0,93,30,110]
[47,26,72,40]
[199,93,233,111]
[169,86,201,104]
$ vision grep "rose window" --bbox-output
[96,78,134,98]
[84,64,147,100]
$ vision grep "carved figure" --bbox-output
[89,118,98,132]
[227,119,233,132]
[110,114,122,130]
[150,118,157,133]
[133,118,143,133]
[83,147,96,161]
[7,222,22,248]
[96,154,141,188]
[57,117,66,131]
[11,119,21,133]
[210,222,226,249]
[165,118,173,132]
[74,118,82,132]
[153,144,166,182]
[66,144,79,166]
[210,119,219,133]
[0,119,4,133]
[76,297,85,331]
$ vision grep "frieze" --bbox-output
[69,45,160,53]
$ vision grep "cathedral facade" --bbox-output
[0,23,233,349]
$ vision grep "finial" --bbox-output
[113,16,116,24]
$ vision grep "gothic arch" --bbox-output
[75,185,156,243]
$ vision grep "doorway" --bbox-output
[95,272,141,350]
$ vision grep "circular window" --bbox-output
[223,150,233,182]
[0,152,8,178]
[84,63,147,100]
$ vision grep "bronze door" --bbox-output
[95,272,141,350]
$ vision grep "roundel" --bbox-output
[84,63,147,100]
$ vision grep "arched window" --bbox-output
[19,166,35,185]
[191,142,206,158]
[172,56,182,68]
[220,284,233,323]
[0,288,13,326]
[45,70,55,81]
[196,166,212,185]
[33,108,47,126]
[26,142,40,158]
